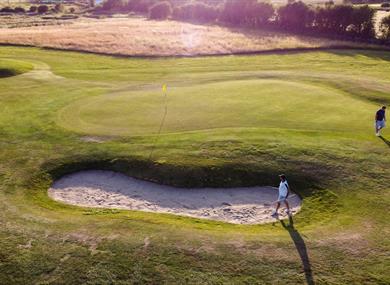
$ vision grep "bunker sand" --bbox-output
[49,170,301,224]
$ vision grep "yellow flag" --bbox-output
[162,84,167,94]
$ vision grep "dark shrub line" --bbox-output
[96,0,390,44]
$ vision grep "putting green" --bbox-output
[58,79,374,136]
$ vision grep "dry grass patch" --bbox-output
[0,16,382,56]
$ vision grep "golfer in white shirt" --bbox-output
[271,174,291,217]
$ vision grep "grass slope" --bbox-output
[0,58,32,77]
[0,47,389,284]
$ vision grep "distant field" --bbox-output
[0,16,385,56]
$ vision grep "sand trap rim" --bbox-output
[40,155,321,196]
[30,156,340,226]
[49,170,302,224]
[0,58,34,78]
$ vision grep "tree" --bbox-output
[380,14,390,40]
[129,0,155,13]
[348,5,375,38]
[14,7,25,13]
[102,0,129,11]
[29,6,37,13]
[0,7,14,13]
[37,5,49,14]
[148,1,172,20]
[54,3,65,13]
[173,2,220,23]
[221,0,274,27]
[277,1,314,32]
[316,5,354,35]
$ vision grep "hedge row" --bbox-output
[99,0,390,41]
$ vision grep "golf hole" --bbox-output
[48,170,302,224]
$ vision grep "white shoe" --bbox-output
[376,133,380,136]
[271,211,278,217]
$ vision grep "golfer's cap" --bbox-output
[279,174,286,179]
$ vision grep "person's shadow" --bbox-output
[379,136,390,148]
[280,216,315,285]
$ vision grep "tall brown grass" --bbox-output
[0,16,382,56]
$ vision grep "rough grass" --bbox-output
[0,16,387,56]
[0,46,389,284]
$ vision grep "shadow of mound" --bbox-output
[327,48,390,62]
[0,68,19,78]
[40,155,324,193]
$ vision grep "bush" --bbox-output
[348,5,375,38]
[102,0,119,11]
[172,2,220,23]
[278,1,314,31]
[37,5,49,14]
[381,2,390,7]
[101,0,154,13]
[29,6,37,13]
[0,7,14,13]
[221,0,274,27]
[130,0,155,13]
[148,1,172,20]
[14,7,25,13]
[380,14,390,39]
[315,5,354,35]
[54,3,65,13]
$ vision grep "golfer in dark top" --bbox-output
[375,106,386,136]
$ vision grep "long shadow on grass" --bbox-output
[379,136,390,148]
[280,216,315,285]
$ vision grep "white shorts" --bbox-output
[278,195,287,202]
[376,120,385,129]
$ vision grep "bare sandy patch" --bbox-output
[79,136,109,143]
[48,170,301,224]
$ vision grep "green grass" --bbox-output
[0,46,389,284]
[0,58,33,77]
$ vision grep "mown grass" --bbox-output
[0,47,389,284]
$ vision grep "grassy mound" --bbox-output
[0,59,33,77]
[0,46,388,284]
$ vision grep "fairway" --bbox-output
[0,47,389,284]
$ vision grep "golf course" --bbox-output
[0,46,389,284]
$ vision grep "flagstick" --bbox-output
[149,84,168,161]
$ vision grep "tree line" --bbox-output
[98,0,390,42]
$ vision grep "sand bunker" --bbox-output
[48,170,302,224]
